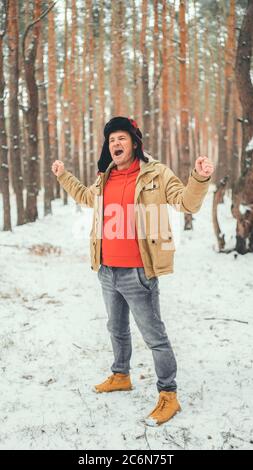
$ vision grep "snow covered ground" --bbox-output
[0,184,252,450]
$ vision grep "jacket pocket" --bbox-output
[157,244,175,270]
[142,179,160,191]
[148,238,175,270]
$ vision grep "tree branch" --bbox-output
[22,1,57,60]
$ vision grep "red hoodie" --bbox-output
[102,158,144,267]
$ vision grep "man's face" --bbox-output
[109,130,136,169]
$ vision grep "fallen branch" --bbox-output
[164,431,184,449]
[144,427,151,450]
[204,317,248,324]
[77,388,95,428]
[0,243,24,248]
[72,343,82,350]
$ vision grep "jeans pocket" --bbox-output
[97,264,103,281]
[135,267,157,292]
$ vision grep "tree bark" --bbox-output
[235,0,253,175]
[70,0,80,180]
[161,0,171,166]
[131,0,142,127]
[97,0,106,155]
[8,0,26,226]
[233,0,253,253]
[87,0,96,182]
[217,0,236,183]
[151,0,160,160]
[48,1,59,198]
[179,1,192,230]
[61,0,71,204]
[81,3,88,185]
[110,0,127,118]
[141,0,151,152]
[0,0,11,231]
[37,31,52,216]
[22,0,41,222]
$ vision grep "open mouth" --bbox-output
[114,150,124,157]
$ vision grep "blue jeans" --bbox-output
[97,265,177,392]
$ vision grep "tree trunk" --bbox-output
[22,0,41,222]
[230,85,240,191]
[0,0,11,231]
[179,1,192,230]
[193,0,200,159]
[110,1,126,118]
[70,0,80,180]
[151,0,160,160]
[37,31,52,216]
[97,0,106,155]
[212,178,228,251]
[161,0,171,166]
[233,0,253,253]
[214,25,223,171]
[141,0,151,152]
[131,0,142,127]
[7,0,26,226]
[81,4,88,184]
[202,30,210,158]
[48,1,59,198]
[87,0,96,183]
[168,1,177,171]
[217,0,235,183]
[61,0,71,204]
[235,0,253,175]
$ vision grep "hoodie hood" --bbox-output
[109,157,140,178]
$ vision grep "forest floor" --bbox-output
[0,184,252,450]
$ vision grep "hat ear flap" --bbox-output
[134,138,148,162]
[97,140,112,172]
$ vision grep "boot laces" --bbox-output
[160,397,169,410]
[156,397,168,412]
[101,375,114,385]
[150,395,173,416]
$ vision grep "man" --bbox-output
[52,116,214,426]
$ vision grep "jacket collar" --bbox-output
[97,152,160,190]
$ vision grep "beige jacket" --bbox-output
[57,153,211,278]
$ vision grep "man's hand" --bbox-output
[194,156,214,178]
[51,160,65,177]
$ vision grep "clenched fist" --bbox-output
[194,156,214,178]
[51,160,65,177]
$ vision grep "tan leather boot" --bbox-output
[145,391,181,426]
[94,373,133,393]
